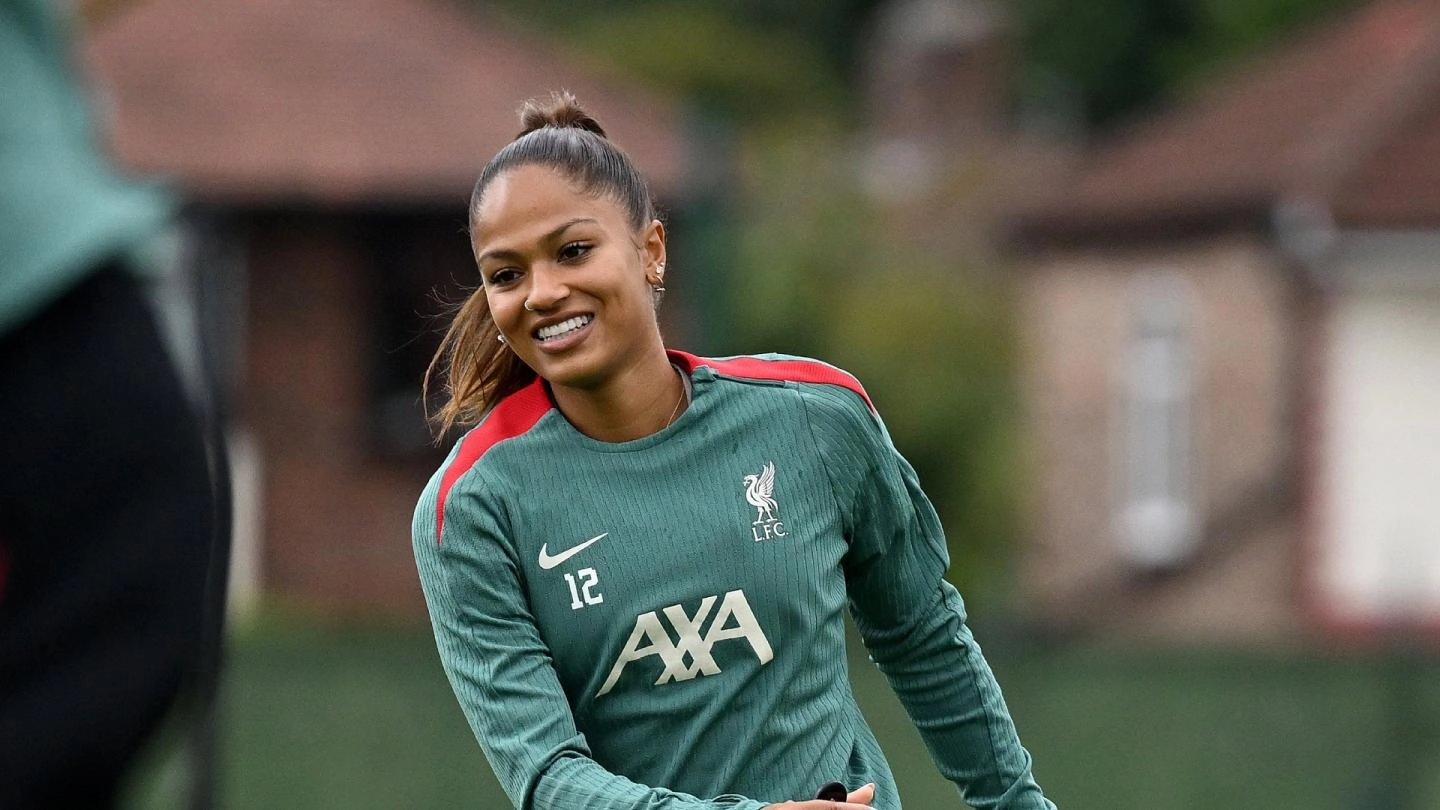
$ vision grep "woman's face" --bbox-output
[472,164,665,392]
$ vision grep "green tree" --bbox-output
[726,139,1022,607]
[1017,0,1363,125]
[482,0,883,126]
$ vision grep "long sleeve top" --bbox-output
[412,351,1055,810]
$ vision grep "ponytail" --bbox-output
[423,286,535,437]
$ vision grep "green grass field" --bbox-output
[128,616,1440,809]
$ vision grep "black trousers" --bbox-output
[0,266,223,808]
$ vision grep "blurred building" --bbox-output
[83,0,692,616]
[1011,0,1440,644]
[859,0,1074,267]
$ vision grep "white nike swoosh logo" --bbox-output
[538,533,609,570]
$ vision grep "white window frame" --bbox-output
[1114,269,1201,571]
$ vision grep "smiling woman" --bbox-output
[411,92,1056,810]
[469,163,675,441]
[426,96,673,440]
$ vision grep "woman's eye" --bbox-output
[558,242,592,262]
[487,267,521,286]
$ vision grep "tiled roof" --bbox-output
[1334,78,1440,227]
[1015,0,1440,243]
[82,0,688,205]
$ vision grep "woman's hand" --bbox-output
[764,782,875,809]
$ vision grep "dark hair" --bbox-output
[425,91,657,435]
[472,92,655,231]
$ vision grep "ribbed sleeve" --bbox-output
[799,384,1056,810]
[412,463,770,810]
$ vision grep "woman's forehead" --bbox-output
[473,166,626,242]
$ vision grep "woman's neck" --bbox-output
[549,350,687,442]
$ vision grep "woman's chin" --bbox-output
[533,353,608,392]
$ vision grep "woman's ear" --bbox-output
[642,218,666,282]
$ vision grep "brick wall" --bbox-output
[241,212,436,617]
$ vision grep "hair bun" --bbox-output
[517,90,608,139]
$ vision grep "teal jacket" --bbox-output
[0,0,172,336]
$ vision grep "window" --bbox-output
[365,211,477,457]
[1115,269,1199,571]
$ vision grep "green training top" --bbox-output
[412,351,1054,810]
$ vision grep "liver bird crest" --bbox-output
[742,462,778,525]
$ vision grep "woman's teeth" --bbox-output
[537,315,593,341]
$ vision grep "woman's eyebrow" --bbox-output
[476,217,599,264]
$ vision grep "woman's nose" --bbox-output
[525,264,569,311]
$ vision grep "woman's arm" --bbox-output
[800,384,1056,810]
[413,473,770,810]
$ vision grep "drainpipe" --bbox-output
[1270,193,1335,533]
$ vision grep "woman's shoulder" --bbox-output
[415,385,555,547]
[423,379,554,502]
[672,349,874,412]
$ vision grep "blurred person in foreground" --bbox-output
[412,92,1055,810]
[0,0,227,806]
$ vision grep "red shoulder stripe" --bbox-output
[435,378,552,544]
[668,350,874,411]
